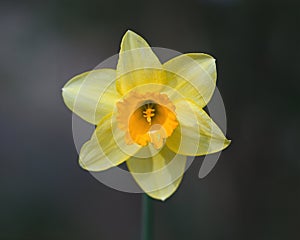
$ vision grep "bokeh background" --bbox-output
[1,0,299,239]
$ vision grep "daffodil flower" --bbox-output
[62,30,231,201]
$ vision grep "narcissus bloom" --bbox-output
[62,30,230,200]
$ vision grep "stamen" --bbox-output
[143,106,155,125]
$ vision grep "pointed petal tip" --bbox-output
[123,29,135,39]
[145,186,177,201]
[120,29,150,51]
[125,29,134,34]
[146,193,168,201]
[160,197,167,202]
[223,138,232,150]
[226,138,232,145]
[124,29,139,36]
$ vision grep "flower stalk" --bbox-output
[141,194,153,240]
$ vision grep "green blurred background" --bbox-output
[1,0,299,239]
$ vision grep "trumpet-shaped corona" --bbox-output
[116,91,178,149]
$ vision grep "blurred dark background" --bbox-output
[1,0,299,239]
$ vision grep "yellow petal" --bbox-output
[116,30,164,95]
[79,114,141,171]
[62,69,120,124]
[163,53,217,108]
[126,146,186,201]
[166,99,231,156]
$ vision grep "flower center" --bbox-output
[116,91,178,149]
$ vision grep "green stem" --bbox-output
[141,194,153,240]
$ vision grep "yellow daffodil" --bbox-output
[62,30,231,201]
